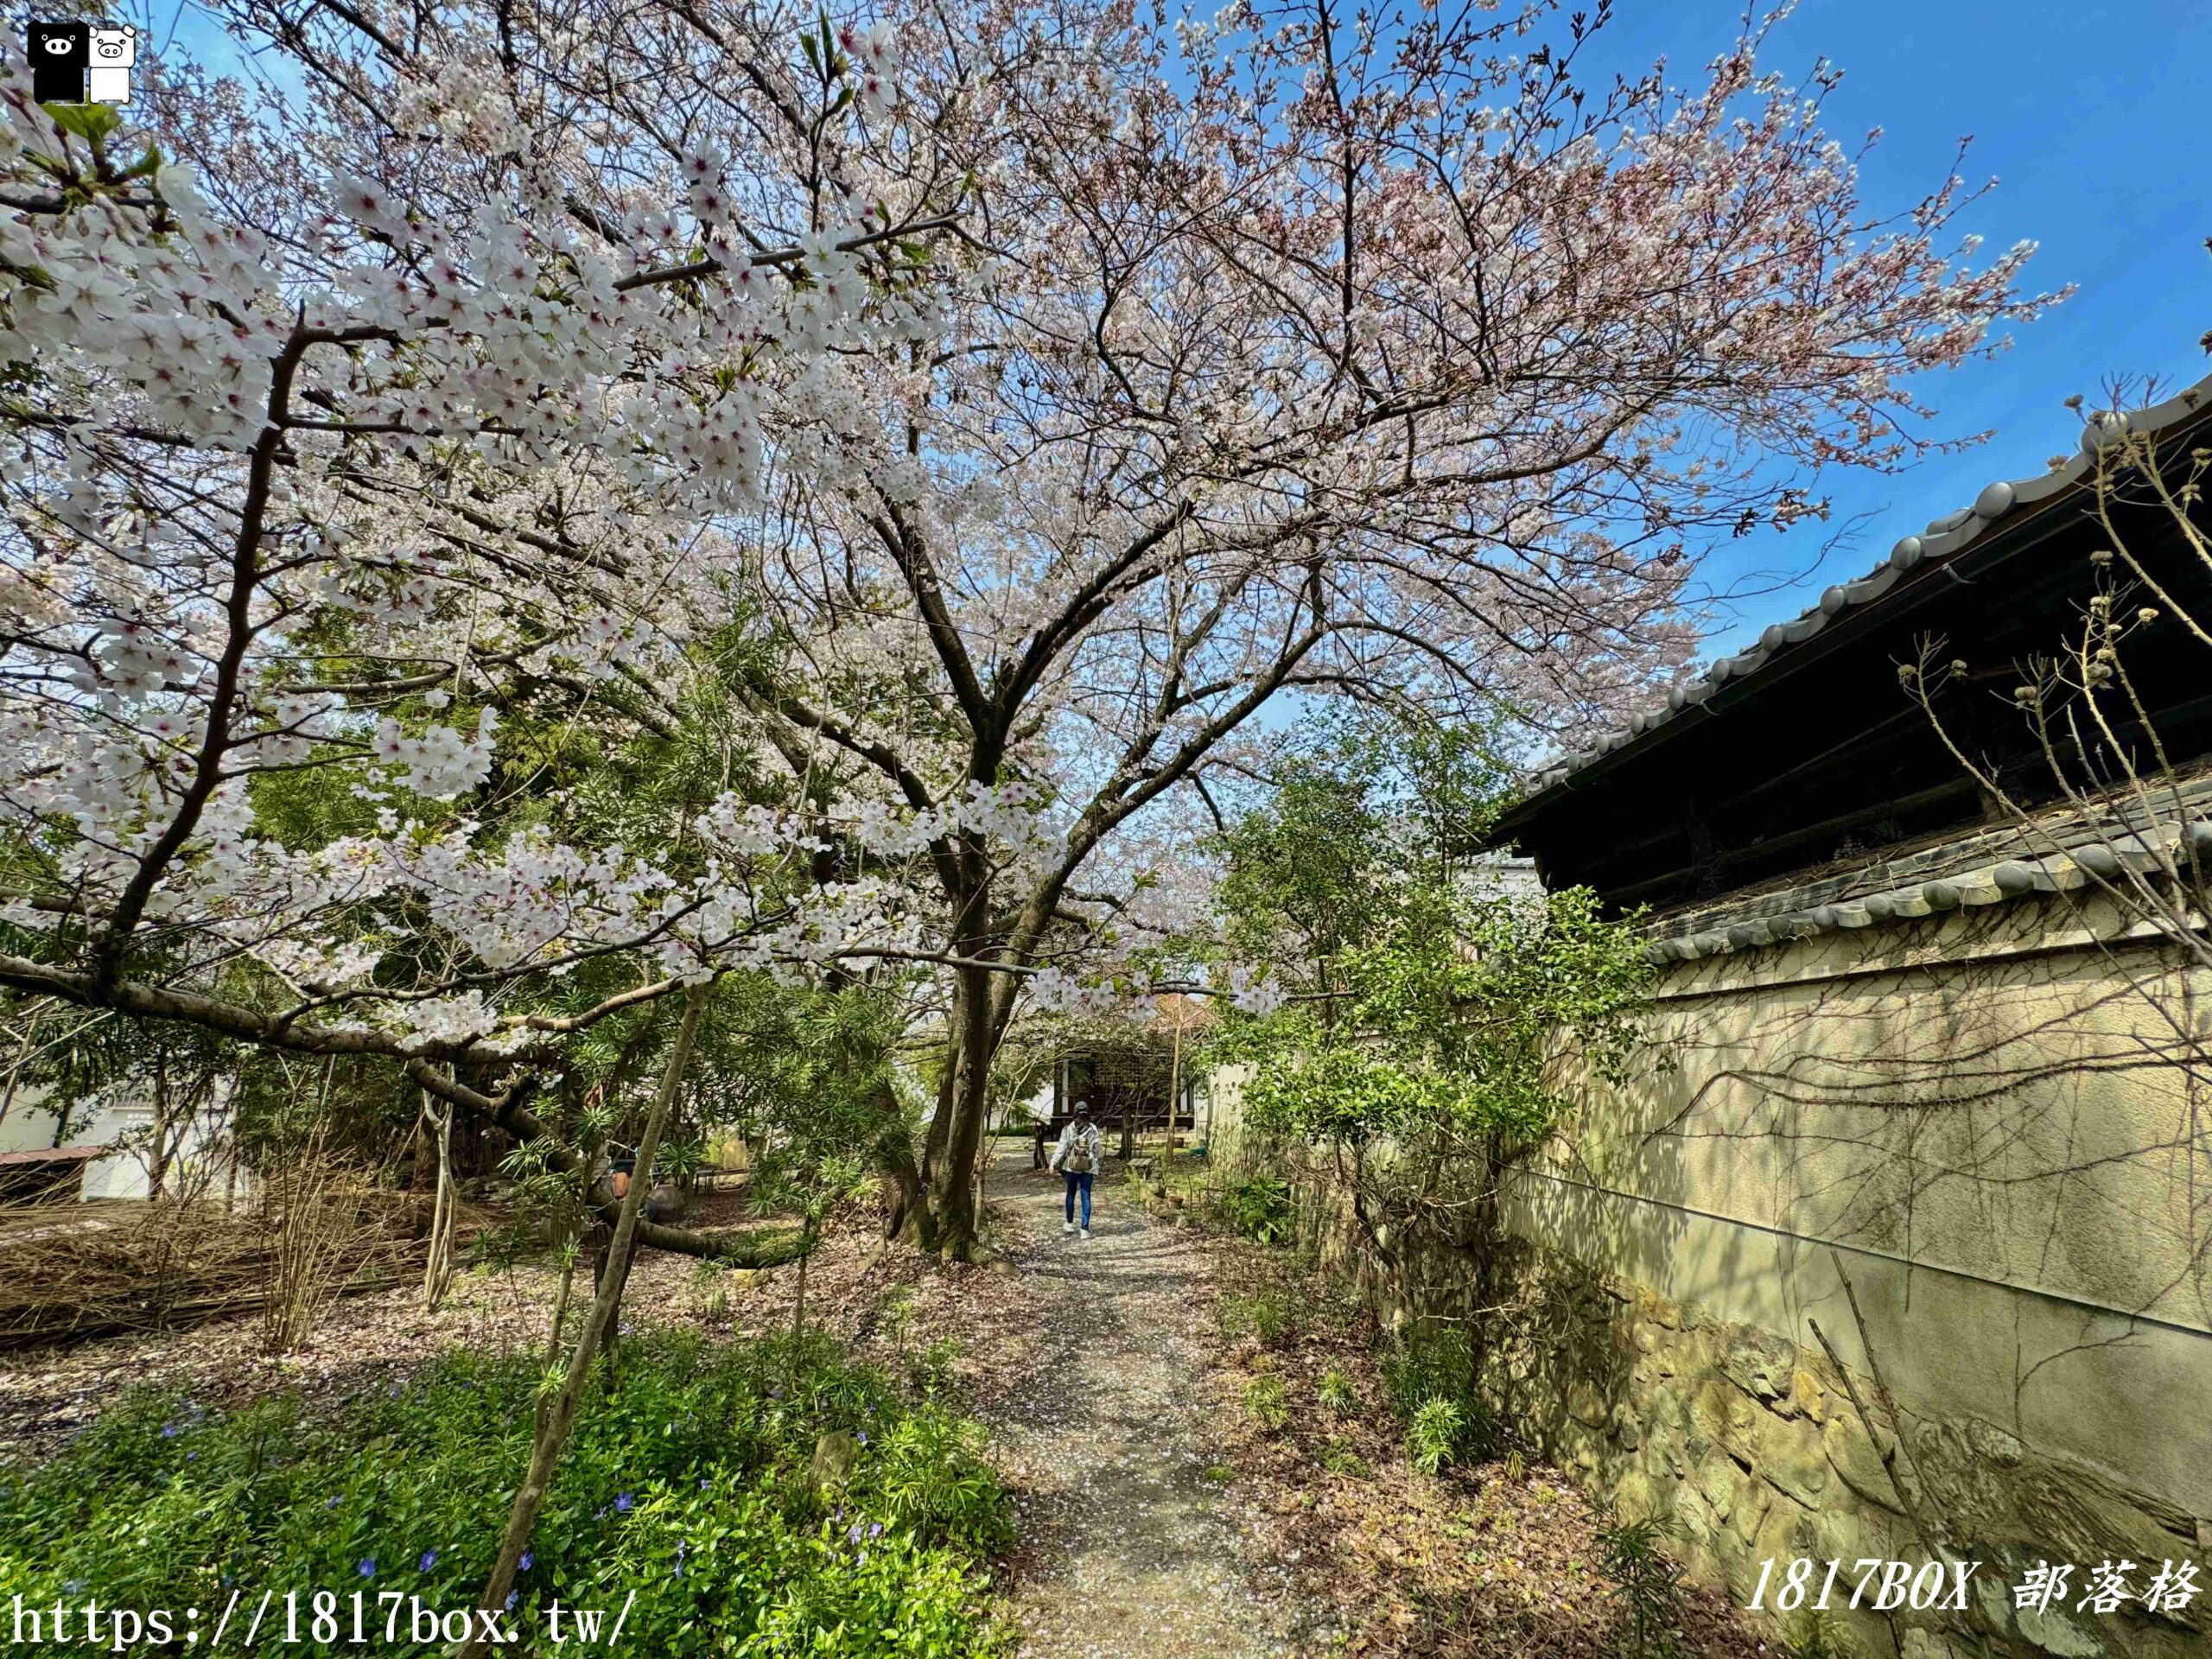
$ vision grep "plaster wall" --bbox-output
[1204,890,2212,1656]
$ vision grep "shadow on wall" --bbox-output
[1207,1006,2212,1659]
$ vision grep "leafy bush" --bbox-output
[1781,1608,1858,1659]
[1217,1289,1290,1345]
[1382,1324,1493,1470]
[1379,1321,1472,1416]
[1316,1367,1357,1414]
[1407,1397,1463,1475]
[0,1328,1008,1657]
[1316,1438,1371,1478]
[1220,1174,1295,1245]
[1598,1512,1685,1659]
[902,1336,966,1402]
[1243,1374,1290,1432]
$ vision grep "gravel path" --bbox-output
[979,1147,1326,1659]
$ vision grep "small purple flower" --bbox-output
[594,1506,608,1521]
[505,1591,518,1612]
[326,1496,341,1510]
[357,1558,377,1580]
[619,1322,632,1336]
[419,1548,439,1573]
[855,1432,867,1446]
[698,1478,711,1492]
[161,1423,179,1439]
[868,1522,882,1540]
[186,1452,199,1461]
[518,1551,532,1573]
[614,1492,632,1513]
[856,1550,867,1569]
[848,1523,863,1545]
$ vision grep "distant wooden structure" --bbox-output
[1033,997,1216,1164]
[0,1145,110,1205]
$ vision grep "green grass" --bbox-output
[1218,1289,1291,1344]
[1243,1374,1290,1432]
[0,1328,1009,1657]
[1315,1438,1371,1478]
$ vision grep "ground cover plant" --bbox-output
[1192,1227,1760,1658]
[0,1328,1009,1658]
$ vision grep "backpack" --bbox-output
[1062,1123,1096,1174]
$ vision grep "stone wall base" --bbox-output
[1281,1173,2208,1659]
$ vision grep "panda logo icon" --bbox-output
[86,23,135,104]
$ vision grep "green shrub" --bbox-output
[1379,1322,1472,1416]
[1408,1396,1462,1474]
[1243,1374,1289,1431]
[1382,1324,1493,1470]
[1217,1289,1290,1345]
[1598,1511,1685,1659]
[1781,1608,1858,1659]
[903,1335,965,1401]
[1221,1174,1295,1244]
[0,1328,1007,1657]
[1316,1367,1357,1414]
[1316,1438,1370,1478]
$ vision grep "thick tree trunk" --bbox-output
[890,953,1026,1262]
[918,995,964,1181]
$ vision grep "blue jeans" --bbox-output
[1062,1170,1093,1228]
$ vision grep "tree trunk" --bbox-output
[1166,1016,1183,1156]
[458,980,710,1659]
[918,963,1002,1260]
[422,1092,458,1310]
[918,1017,963,1183]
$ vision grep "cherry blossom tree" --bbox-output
[1,0,2062,1263]
[0,0,964,1260]
[710,0,2063,1255]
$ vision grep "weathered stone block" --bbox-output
[1697,1454,1735,1521]
[1722,1329,1796,1403]
[1568,1381,1609,1428]
[1728,1465,1774,1546]
[809,1429,858,1492]
[1824,1412,1908,1515]
[1790,1368,1827,1424]
[1691,1376,1751,1462]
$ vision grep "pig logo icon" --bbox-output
[25,21,132,105]
[86,23,134,104]
[29,20,88,104]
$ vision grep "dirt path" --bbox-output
[976,1146,1330,1659]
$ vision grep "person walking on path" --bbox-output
[1050,1102,1103,1238]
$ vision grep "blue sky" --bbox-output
[146,0,2208,661]
[1581,0,2212,654]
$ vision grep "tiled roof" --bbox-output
[1522,370,2212,800]
[1639,771,2212,965]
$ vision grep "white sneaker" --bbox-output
[1063,1222,1076,1234]
[1079,1228,1092,1240]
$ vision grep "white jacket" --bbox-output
[1051,1119,1103,1173]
